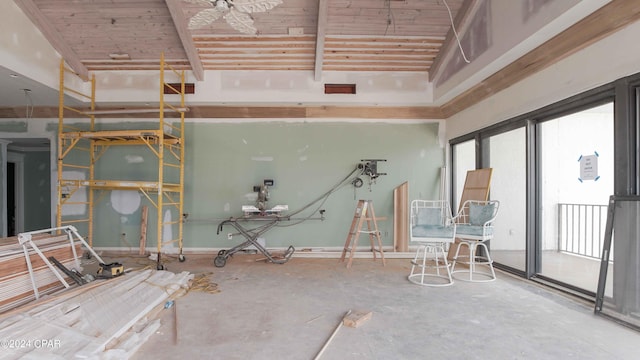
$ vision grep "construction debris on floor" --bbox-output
[0,233,81,313]
[314,309,372,360]
[0,227,196,359]
[0,269,192,359]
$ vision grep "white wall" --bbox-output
[434,0,609,105]
[446,19,640,139]
[91,69,434,107]
[0,2,61,95]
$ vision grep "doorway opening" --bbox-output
[5,138,52,235]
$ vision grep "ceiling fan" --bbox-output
[184,0,282,35]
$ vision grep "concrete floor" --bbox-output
[116,253,640,360]
[492,250,614,296]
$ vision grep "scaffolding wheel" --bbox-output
[84,251,92,260]
[157,264,165,270]
[179,254,186,262]
[214,255,226,268]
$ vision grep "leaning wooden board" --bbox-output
[393,181,409,252]
[447,168,493,261]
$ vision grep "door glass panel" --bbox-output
[452,140,475,211]
[539,103,614,295]
[486,128,527,271]
[599,198,640,327]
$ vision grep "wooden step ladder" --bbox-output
[340,200,386,268]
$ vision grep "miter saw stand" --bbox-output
[215,216,294,268]
[214,179,295,267]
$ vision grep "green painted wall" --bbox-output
[53,120,444,250]
[0,121,28,133]
[182,121,443,250]
[23,151,51,231]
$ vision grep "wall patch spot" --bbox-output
[251,156,274,162]
[125,155,144,164]
[110,190,141,215]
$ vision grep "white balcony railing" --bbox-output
[557,203,609,260]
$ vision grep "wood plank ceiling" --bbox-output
[15,0,465,80]
[4,0,640,120]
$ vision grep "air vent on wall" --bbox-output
[164,83,195,94]
[324,84,356,94]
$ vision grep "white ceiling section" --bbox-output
[446,17,640,139]
[0,0,624,112]
[432,0,611,105]
[0,2,61,106]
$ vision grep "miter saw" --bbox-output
[241,179,288,215]
[255,179,273,212]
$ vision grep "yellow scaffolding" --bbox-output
[56,53,186,269]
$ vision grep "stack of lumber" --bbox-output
[0,233,81,313]
[0,269,193,359]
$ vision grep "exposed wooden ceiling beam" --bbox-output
[314,0,329,81]
[14,0,89,80]
[429,0,480,83]
[441,0,640,118]
[165,0,204,81]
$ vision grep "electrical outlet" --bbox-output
[227,233,233,240]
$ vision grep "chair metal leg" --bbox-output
[409,244,423,279]
[477,243,496,280]
[438,244,453,284]
[408,243,453,287]
[451,240,496,282]
[468,242,476,281]
[434,246,441,277]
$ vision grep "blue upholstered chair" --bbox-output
[408,200,456,286]
[451,200,500,282]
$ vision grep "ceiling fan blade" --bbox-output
[188,8,225,29]
[224,8,257,35]
[183,0,214,6]
[231,0,282,13]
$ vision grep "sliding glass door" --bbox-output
[484,128,527,272]
[538,103,614,294]
[450,103,613,291]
